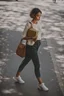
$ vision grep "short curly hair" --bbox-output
[30,8,42,18]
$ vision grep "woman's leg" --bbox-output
[32,51,49,91]
[31,43,49,91]
[16,56,31,77]
[31,49,43,84]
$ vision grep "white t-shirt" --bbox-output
[22,21,42,46]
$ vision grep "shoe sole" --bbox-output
[38,86,49,92]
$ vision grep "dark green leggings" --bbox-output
[17,40,41,78]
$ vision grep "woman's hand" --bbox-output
[32,36,37,41]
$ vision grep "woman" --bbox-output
[15,8,49,91]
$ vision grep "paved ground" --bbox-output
[0,0,64,96]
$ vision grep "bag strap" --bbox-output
[29,22,33,28]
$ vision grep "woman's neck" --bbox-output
[32,19,38,24]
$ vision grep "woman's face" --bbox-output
[35,12,41,21]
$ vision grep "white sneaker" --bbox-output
[15,76,25,84]
[38,83,49,91]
